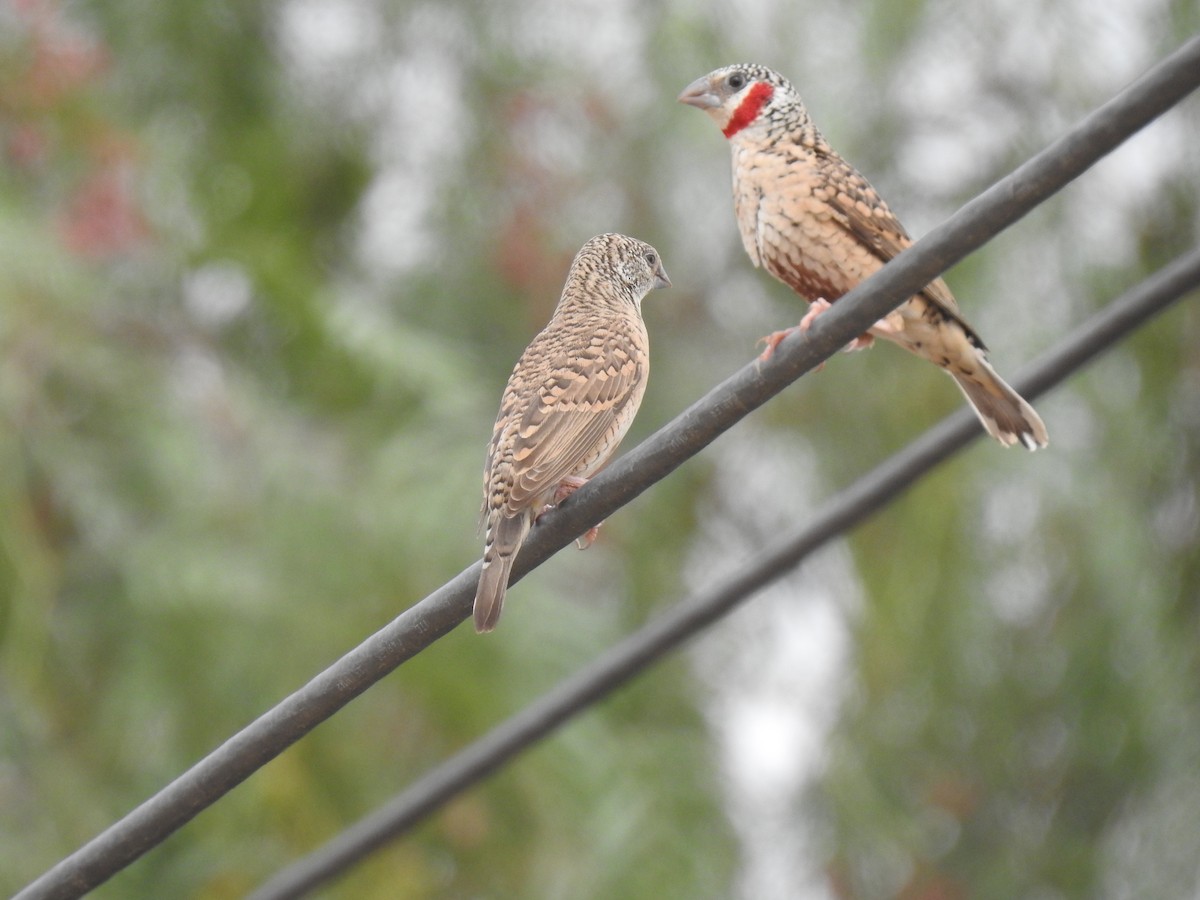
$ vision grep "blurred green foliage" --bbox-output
[1,1,1198,898]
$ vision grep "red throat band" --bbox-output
[722,82,774,138]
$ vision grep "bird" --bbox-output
[678,64,1048,450]
[473,233,671,633]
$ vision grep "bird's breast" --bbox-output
[733,154,883,301]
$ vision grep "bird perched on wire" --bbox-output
[474,233,671,633]
[679,64,1048,450]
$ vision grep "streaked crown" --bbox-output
[566,233,671,308]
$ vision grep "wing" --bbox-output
[810,151,916,270]
[812,150,986,347]
[499,326,646,514]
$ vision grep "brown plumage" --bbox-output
[679,64,1048,450]
[474,233,671,633]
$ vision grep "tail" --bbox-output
[950,358,1048,451]
[473,512,531,633]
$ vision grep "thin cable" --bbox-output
[15,35,1200,900]
[248,248,1200,900]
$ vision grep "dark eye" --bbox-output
[645,252,657,267]
[727,72,746,90]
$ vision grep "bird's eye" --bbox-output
[727,72,746,90]
[645,252,657,267]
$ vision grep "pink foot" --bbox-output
[758,298,838,365]
[845,332,875,351]
[574,524,601,550]
[768,297,891,356]
[534,475,603,549]
[552,475,588,504]
[798,297,833,332]
[757,327,795,361]
[807,297,879,353]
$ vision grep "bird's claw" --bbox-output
[792,297,884,355]
[758,297,837,368]
[798,297,833,333]
[575,524,601,550]
[552,475,588,504]
[844,332,875,352]
[757,328,794,362]
[536,475,602,549]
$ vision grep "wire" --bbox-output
[248,247,1200,900]
[14,33,1200,900]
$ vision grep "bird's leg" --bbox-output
[759,297,903,361]
[758,325,802,362]
[798,296,833,332]
[763,300,840,362]
[574,525,601,550]
[556,476,602,549]
[801,298,883,352]
[551,474,589,504]
[534,475,601,549]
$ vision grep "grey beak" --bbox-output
[655,264,672,290]
[677,77,720,109]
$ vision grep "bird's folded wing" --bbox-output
[506,340,644,511]
[814,151,988,346]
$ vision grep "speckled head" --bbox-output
[678,64,802,139]
[571,233,671,306]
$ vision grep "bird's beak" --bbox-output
[654,264,672,291]
[677,76,720,110]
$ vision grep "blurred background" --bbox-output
[2,0,1198,897]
